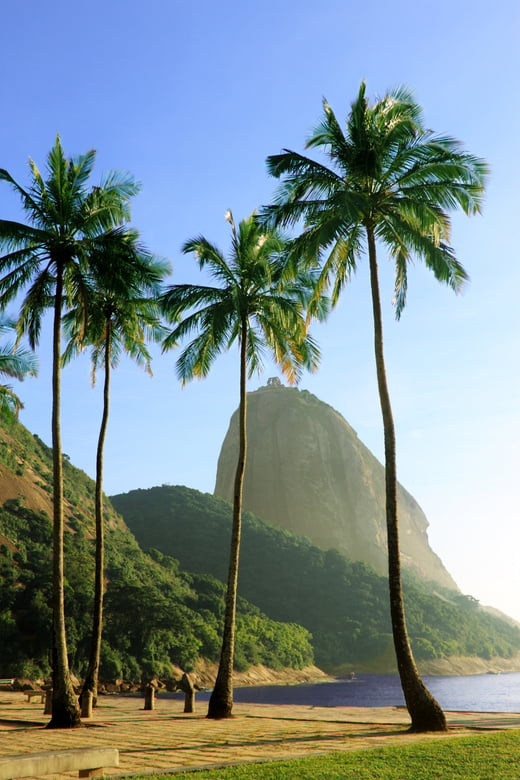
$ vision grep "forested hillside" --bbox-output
[0,416,313,679]
[2,408,517,681]
[112,485,520,670]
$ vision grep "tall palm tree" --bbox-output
[260,82,488,732]
[160,211,323,719]
[63,233,169,709]
[0,316,38,417]
[0,136,140,728]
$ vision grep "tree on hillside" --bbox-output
[62,232,169,709]
[0,135,140,728]
[260,81,488,732]
[160,211,324,718]
[0,316,38,417]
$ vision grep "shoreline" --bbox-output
[188,655,520,694]
[418,654,520,676]
[329,652,520,678]
[192,660,332,690]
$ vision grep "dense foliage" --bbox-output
[111,485,520,670]
[0,417,313,679]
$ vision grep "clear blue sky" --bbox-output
[1,1,519,622]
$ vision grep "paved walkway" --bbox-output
[1,691,519,778]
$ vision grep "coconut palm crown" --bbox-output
[161,210,324,719]
[260,81,488,732]
[162,211,323,384]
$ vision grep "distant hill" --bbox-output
[111,485,520,671]
[0,416,313,679]
[214,383,458,591]
[215,383,458,590]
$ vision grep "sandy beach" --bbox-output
[1,691,520,778]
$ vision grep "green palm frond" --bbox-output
[175,327,225,384]
[0,169,48,228]
[0,219,49,252]
[0,344,38,380]
[18,266,56,348]
[62,229,169,382]
[0,385,24,417]
[182,236,238,288]
[0,317,38,417]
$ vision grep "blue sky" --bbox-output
[1,0,520,622]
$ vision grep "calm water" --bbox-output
[196,672,520,712]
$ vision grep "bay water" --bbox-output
[196,672,520,712]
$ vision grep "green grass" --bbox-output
[129,730,520,779]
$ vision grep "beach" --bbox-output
[1,691,520,778]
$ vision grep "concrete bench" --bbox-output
[0,747,119,779]
[24,689,45,703]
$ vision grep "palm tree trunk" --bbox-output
[207,319,248,719]
[81,323,111,708]
[366,227,446,733]
[47,265,82,729]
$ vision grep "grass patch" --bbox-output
[130,730,520,779]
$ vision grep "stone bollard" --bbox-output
[180,673,195,713]
[44,688,52,715]
[81,689,93,718]
[144,683,155,711]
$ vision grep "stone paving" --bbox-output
[1,692,519,778]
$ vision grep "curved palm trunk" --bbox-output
[366,227,446,733]
[207,320,248,719]
[81,323,111,708]
[47,266,82,729]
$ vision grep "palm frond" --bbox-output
[0,385,24,418]
[182,236,238,288]
[17,267,56,348]
[0,219,49,252]
[0,345,38,380]
[0,170,48,227]
[175,328,224,384]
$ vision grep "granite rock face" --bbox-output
[214,383,458,591]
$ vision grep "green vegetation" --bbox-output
[129,730,520,780]
[111,485,520,670]
[0,416,314,681]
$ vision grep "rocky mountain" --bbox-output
[214,383,457,591]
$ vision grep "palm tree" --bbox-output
[0,316,38,417]
[0,135,140,728]
[260,82,488,732]
[160,211,323,719]
[63,233,169,710]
